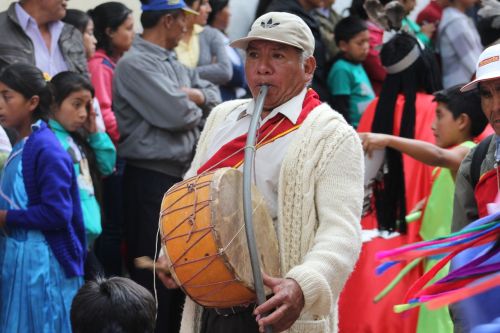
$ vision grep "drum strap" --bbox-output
[197,89,321,174]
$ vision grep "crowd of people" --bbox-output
[0,0,499,332]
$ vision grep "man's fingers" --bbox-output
[254,293,283,316]
[262,272,282,289]
[257,303,287,327]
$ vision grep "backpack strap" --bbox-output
[470,135,494,189]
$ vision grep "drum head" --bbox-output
[211,168,281,292]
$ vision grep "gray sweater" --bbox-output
[113,35,221,177]
[196,25,233,85]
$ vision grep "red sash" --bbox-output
[474,166,499,218]
[197,89,322,175]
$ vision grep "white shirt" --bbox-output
[202,88,307,218]
[15,3,68,76]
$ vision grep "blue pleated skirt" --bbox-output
[0,227,83,333]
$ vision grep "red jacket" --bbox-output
[88,49,120,144]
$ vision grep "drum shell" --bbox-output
[160,168,280,308]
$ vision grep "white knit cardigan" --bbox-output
[179,99,364,333]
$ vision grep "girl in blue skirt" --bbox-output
[0,64,86,333]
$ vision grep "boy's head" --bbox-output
[334,16,370,62]
[431,84,487,147]
[71,276,156,333]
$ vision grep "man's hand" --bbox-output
[156,255,179,289]
[180,87,205,106]
[253,273,305,333]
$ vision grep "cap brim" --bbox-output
[461,70,500,92]
[230,36,303,52]
[182,7,199,15]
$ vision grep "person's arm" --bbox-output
[255,128,364,329]
[359,132,470,173]
[445,19,482,75]
[195,29,233,85]
[187,66,222,115]
[6,144,78,230]
[113,57,203,131]
[88,133,116,176]
[89,61,120,143]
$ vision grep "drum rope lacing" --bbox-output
[153,111,284,312]
[158,172,268,305]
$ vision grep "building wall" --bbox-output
[0,0,427,41]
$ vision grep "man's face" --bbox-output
[479,78,500,136]
[245,40,314,111]
[165,12,187,49]
[40,0,67,21]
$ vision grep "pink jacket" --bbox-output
[88,49,120,143]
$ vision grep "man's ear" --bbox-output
[304,56,316,82]
[162,13,173,29]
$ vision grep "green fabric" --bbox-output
[327,58,375,127]
[416,140,476,333]
[402,17,432,49]
[49,119,116,245]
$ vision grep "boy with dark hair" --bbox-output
[327,16,375,127]
[360,84,488,333]
[71,276,156,333]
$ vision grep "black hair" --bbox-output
[433,84,487,137]
[349,0,369,20]
[208,0,229,26]
[50,71,95,106]
[371,33,442,233]
[0,63,52,122]
[49,71,102,206]
[88,2,132,57]
[63,9,91,34]
[71,276,156,333]
[477,16,500,48]
[334,16,368,45]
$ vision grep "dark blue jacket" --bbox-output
[6,121,86,277]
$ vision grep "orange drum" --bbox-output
[159,167,280,308]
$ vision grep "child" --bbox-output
[0,63,86,333]
[62,9,106,134]
[327,16,375,128]
[359,84,488,333]
[49,71,116,248]
[71,276,156,333]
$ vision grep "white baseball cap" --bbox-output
[461,44,500,92]
[230,12,315,56]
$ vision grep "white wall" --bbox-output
[1,0,429,39]
[0,0,143,30]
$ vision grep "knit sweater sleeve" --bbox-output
[285,123,364,316]
[6,139,77,230]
